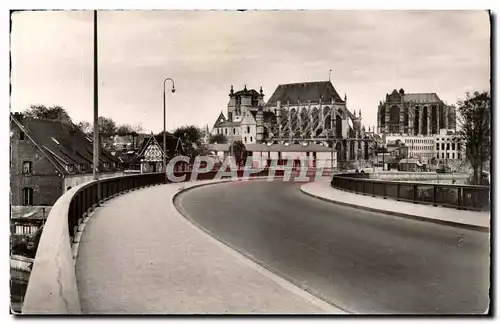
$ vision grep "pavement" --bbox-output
[300,179,490,231]
[176,181,490,314]
[75,179,341,314]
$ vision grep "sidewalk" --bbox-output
[300,181,490,231]
[75,179,344,314]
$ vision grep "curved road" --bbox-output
[175,180,490,314]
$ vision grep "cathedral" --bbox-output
[211,81,378,164]
[377,89,456,136]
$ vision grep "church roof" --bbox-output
[403,93,441,103]
[249,111,277,123]
[234,88,261,99]
[265,81,344,107]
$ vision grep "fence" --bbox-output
[331,173,490,211]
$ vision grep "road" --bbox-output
[174,180,490,314]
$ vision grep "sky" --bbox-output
[10,10,490,134]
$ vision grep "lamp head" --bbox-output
[171,87,176,94]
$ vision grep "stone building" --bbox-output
[210,81,376,167]
[377,89,456,136]
[10,113,120,206]
[212,85,275,144]
[265,81,375,163]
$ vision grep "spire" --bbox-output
[259,86,263,95]
[344,93,347,101]
[359,109,362,118]
[354,110,357,117]
[329,69,332,82]
[230,85,234,96]
[368,125,371,132]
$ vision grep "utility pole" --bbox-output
[93,10,101,203]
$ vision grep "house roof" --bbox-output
[11,115,119,175]
[403,93,441,103]
[213,112,228,128]
[266,81,344,107]
[246,143,333,152]
[136,133,184,159]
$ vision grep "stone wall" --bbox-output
[63,171,126,192]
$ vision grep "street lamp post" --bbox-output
[163,78,175,183]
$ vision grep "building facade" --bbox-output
[434,129,464,162]
[10,113,120,206]
[211,81,377,168]
[377,89,456,136]
[384,134,436,163]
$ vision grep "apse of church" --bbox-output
[377,89,456,136]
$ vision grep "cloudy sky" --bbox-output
[11,10,490,133]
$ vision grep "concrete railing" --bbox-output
[22,167,331,314]
[22,172,166,314]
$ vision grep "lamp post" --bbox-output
[93,10,101,202]
[163,78,175,183]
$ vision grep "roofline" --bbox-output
[10,116,66,176]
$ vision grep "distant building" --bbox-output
[210,81,377,168]
[10,113,121,206]
[212,85,274,144]
[434,129,464,162]
[136,133,185,173]
[377,88,456,136]
[384,134,435,163]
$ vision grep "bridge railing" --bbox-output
[331,173,490,211]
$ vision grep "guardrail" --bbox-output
[331,173,490,211]
[22,167,331,314]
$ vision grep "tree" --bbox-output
[457,91,491,185]
[117,124,134,136]
[209,133,228,144]
[230,140,247,166]
[98,116,117,149]
[77,121,93,135]
[172,125,204,157]
[23,105,72,123]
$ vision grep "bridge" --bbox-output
[20,168,490,314]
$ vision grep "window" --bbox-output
[250,137,253,142]
[233,128,236,135]
[452,153,455,159]
[442,153,444,159]
[22,161,32,174]
[67,164,75,172]
[244,137,247,143]
[22,188,33,206]
[458,153,461,159]
[447,153,449,159]
[446,143,450,150]
[441,143,445,150]
[437,153,439,158]
[104,162,110,169]
[457,143,461,150]
[225,129,227,135]
[19,131,25,140]
[452,143,455,150]
[247,126,250,133]
[436,144,439,150]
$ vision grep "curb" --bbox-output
[300,187,490,233]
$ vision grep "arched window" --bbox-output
[250,137,253,142]
[247,126,250,133]
[22,188,33,206]
[244,137,247,143]
[22,161,32,174]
